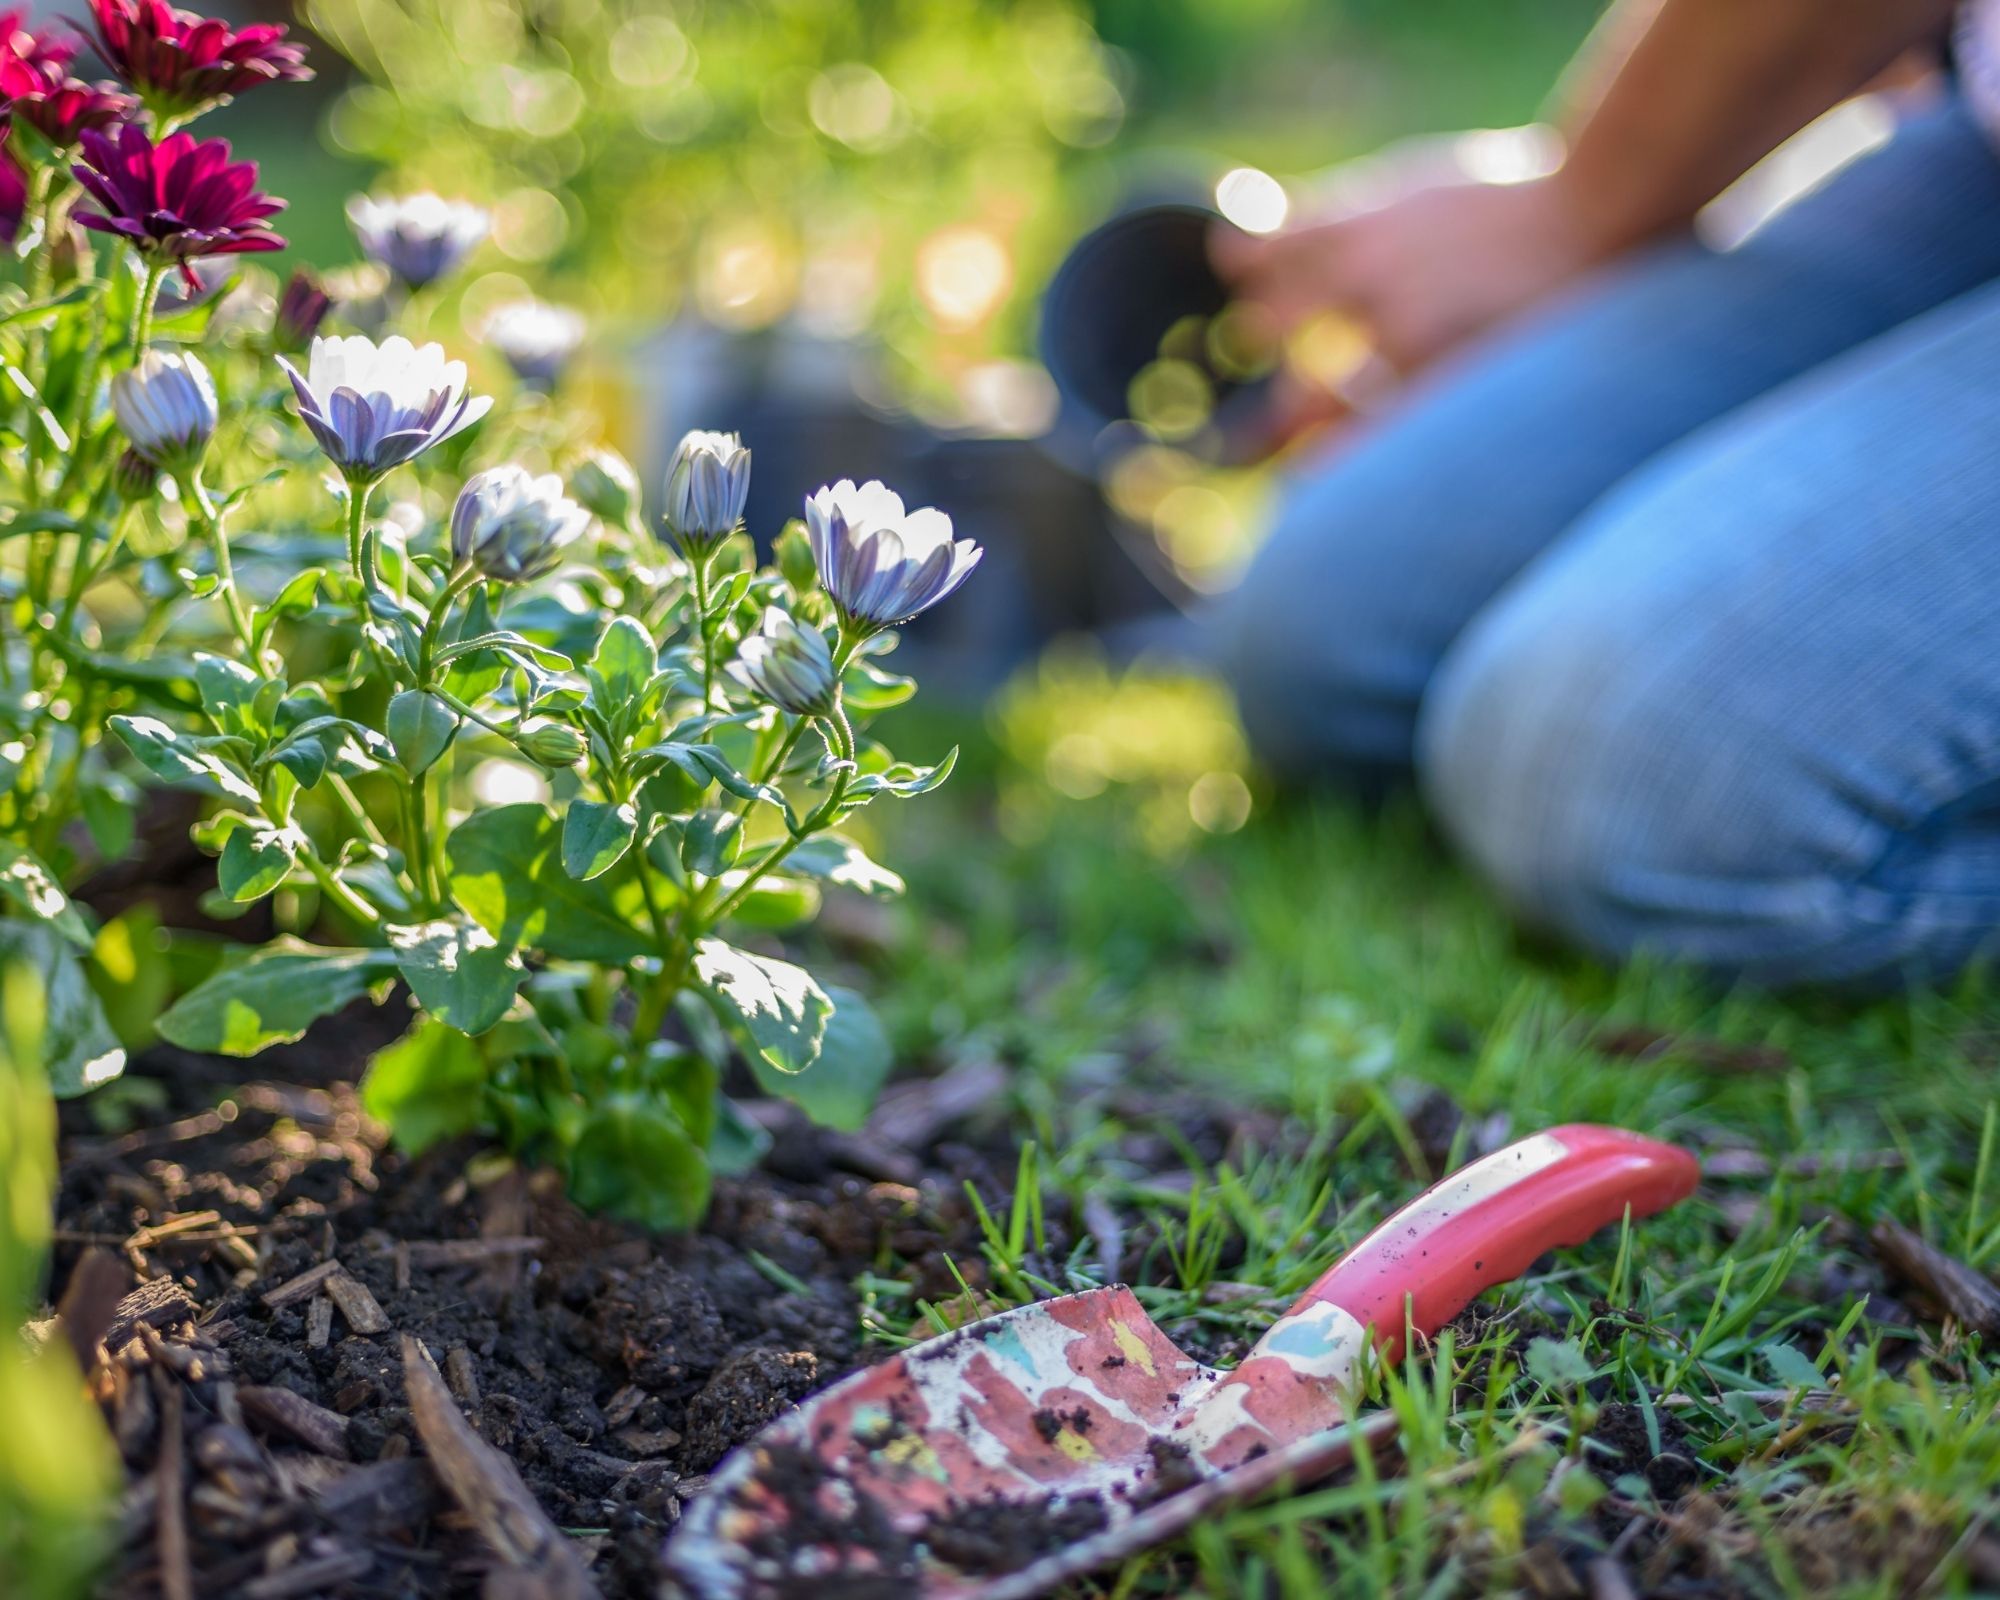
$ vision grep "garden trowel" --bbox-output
[669,1123,1699,1600]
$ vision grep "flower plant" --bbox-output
[0,5,976,1227]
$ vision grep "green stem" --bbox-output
[176,471,258,661]
[325,770,391,853]
[343,476,378,614]
[689,550,716,711]
[702,700,856,930]
[417,567,479,682]
[405,775,438,909]
[301,851,380,928]
[131,259,166,354]
[54,503,130,640]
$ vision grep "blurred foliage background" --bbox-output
[223,0,1597,424]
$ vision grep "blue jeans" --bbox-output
[1214,98,2000,985]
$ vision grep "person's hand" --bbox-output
[1213,160,1611,396]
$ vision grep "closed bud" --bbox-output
[273,268,333,351]
[663,429,751,555]
[110,349,217,472]
[774,520,817,595]
[112,446,158,503]
[570,447,640,528]
[450,465,590,584]
[515,721,587,769]
[726,606,838,717]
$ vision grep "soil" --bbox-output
[51,1008,1044,1600]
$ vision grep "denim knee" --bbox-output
[1210,486,1421,793]
[1415,596,1719,968]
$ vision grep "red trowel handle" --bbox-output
[1276,1124,1698,1365]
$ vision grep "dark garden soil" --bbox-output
[44,990,1957,1599]
[49,1000,1061,1600]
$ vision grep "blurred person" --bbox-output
[1208,0,2000,987]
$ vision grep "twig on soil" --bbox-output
[1703,1148,1905,1180]
[866,1058,1009,1150]
[262,1259,345,1308]
[239,1548,375,1600]
[153,1365,194,1600]
[1870,1218,2000,1335]
[400,1334,600,1600]
[306,1296,334,1349]
[240,1385,353,1459]
[1592,1025,1792,1075]
[324,1269,392,1335]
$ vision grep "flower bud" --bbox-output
[726,606,837,717]
[273,268,332,351]
[570,447,640,528]
[774,521,818,596]
[515,721,586,769]
[450,464,591,584]
[110,349,217,472]
[112,446,158,503]
[663,429,751,555]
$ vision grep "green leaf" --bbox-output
[192,653,266,733]
[110,714,261,804]
[86,905,175,1053]
[0,841,93,946]
[1524,1337,1596,1390]
[709,1095,774,1176]
[712,873,820,930]
[586,615,656,712]
[156,939,397,1056]
[446,803,655,963]
[1761,1342,1823,1391]
[680,807,744,877]
[566,1093,711,1230]
[0,280,91,331]
[562,800,638,881]
[787,834,905,897]
[217,823,300,902]
[847,745,958,800]
[385,919,525,1036]
[253,566,324,651]
[435,629,572,673]
[692,937,830,1076]
[630,741,782,808]
[749,985,890,1131]
[387,689,460,777]
[3,362,70,451]
[0,922,125,1096]
[361,1019,490,1154]
[841,658,917,713]
[80,777,138,863]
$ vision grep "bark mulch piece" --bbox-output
[1869,1218,2000,1335]
[54,1042,1026,1600]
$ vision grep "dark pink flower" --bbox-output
[72,122,284,280]
[0,51,132,151]
[86,0,310,120]
[0,133,25,244]
[1,9,79,74]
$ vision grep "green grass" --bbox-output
[837,659,2000,1597]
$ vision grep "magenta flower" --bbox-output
[72,123,284,282]
[1,9,79,75]
[86,0,310,121]
[0,54,133,151]
[0,135,24,245]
